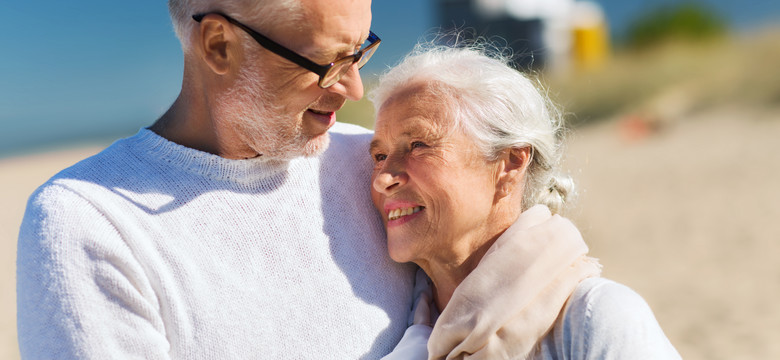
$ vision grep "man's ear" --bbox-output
[196,14,237,75]
[495,146,532,200]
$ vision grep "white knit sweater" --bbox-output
[17,123,416,359]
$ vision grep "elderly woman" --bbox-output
[369,44,681,359]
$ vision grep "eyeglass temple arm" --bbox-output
[192,13,331,76]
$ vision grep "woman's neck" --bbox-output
[422,234,500,311]
[421,197,523,311]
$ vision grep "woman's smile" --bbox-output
[387,206,422,220]
[387,206,425,226]
[382,199,425,226]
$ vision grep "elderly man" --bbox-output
[17,0,414,358]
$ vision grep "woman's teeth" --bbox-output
[388,206,423,221]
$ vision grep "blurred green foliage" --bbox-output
[627,2,727,49]
[336,97,376,129]
[336,78,380,130]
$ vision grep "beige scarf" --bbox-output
[427,205,602,360]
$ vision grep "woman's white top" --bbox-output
[385,277,681,359]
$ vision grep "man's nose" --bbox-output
[327,64,364,101]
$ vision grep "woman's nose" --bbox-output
[372,164,408,195]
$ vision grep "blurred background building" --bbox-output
[435,0,609,71]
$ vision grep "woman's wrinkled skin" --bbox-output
[369,82,530,309]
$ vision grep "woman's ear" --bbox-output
[495,146,532,200]
[196,14,238,75]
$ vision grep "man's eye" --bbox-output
[373,153,387,162]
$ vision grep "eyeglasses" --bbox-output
[192,13,381,88]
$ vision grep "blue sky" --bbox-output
[1,0,778,156]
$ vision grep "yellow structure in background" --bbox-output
[571,1,610,70]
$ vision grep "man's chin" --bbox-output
[261,132,330,161]
[300,132,330,158]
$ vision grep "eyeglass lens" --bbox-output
[320,42,379,87]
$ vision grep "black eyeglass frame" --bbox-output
[192,13,380,88]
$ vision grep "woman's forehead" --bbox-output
[379,82,450,119]
[376,97,450,134]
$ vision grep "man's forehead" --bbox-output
[267,0,372,58]
[298,0,372,30]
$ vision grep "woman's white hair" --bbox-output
[370,40,574,214]
[168,0,302,54]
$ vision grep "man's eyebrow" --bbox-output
[309,47,337,60]
[312,34,370,61]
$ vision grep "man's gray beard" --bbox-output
[215,60,330,161]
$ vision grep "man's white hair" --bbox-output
[168,0,303,54]
[370,40,574,214]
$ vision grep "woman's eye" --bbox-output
[373,153,387,162]
[410,141,427,149]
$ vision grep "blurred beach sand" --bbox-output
[1,105,778,358]
[565,105,780,359]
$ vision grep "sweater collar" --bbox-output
[125,128,296,183]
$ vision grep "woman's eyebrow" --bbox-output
[368,130,417,153]
[369,140,382,153]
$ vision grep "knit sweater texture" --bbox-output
[17,123,416,359]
